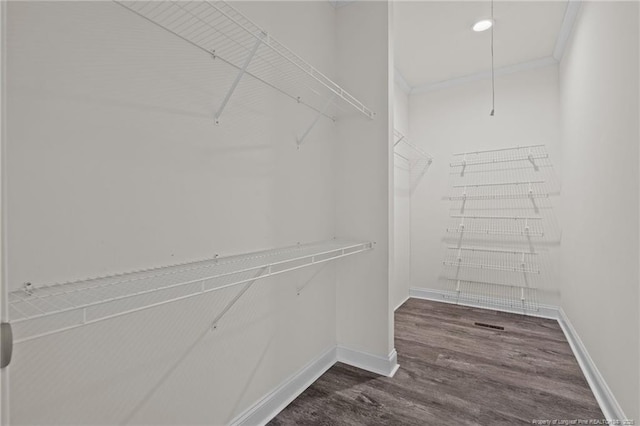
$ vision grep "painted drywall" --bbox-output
[335,1,394,358]
[5,1,343,424]
[559,1,639,419]
[393,82,411,309]
[408,66,563,306]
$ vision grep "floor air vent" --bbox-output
[474,322,504,331]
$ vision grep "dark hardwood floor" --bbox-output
[269,298,603,425]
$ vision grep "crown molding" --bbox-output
[411,56,557,95]
[400,0,582,94]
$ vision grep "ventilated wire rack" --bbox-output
[450,145,549,168]
[445,215,545,238]
[441,144,559,313]
[442,279,539,312]
[393,129,433,190]
[448,145,559,194]
[448,180,550,201]
[443,246,539,274]
[114,1,374,125]
[9,239,372,343]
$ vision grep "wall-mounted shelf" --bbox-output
[442,260,540,274]
[450,214,542,221]
[115,1,374,144]
[8,239,372,344]
[393,129,433,165]
[446,245,538,256]
[441,144,557,312]
[449,180,549,201]
[445,226,545,237]
[449,144,549,168]
[443,279,539,312]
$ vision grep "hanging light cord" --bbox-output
[490,0,495,116]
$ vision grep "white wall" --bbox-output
[335,1,395,358]
[409,66,563,306]
[559,1,639,419]
[5,1,343,424]
[393,83,411,309]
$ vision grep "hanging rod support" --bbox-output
[214,35,264,124]
[297,95,336,147]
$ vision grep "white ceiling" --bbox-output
[394,1,571,91]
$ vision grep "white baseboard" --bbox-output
[394,294,410,311]
[409,287,560,320]
[229,346,337,426]
[337,346,400,378]
[408,287,628,421]
[229,344,400,426]
[557,308,628,422]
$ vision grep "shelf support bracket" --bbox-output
[214,35,264,124]
[527,149,540,171]
[1,323,12,369]
[296,95,336,147]
[211,267,268,330]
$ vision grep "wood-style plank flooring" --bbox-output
[269,298,603,425]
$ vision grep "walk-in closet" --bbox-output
[0,1,638,425]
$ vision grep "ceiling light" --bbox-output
[472,19,493,32]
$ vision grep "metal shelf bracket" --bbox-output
[215,34,264,124]
[297,95,336,147]
[211,267,267,330]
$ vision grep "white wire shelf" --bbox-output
[393,129,433,165]
[451,180,545,188]
[452,144,545,157]
[443,279,539,312]
[443,246,540,274]
[450,145,549,168]
[448,193,549,201]
[442,260,540,274]
[449,180,549,201]
[446,246,537,256]
[9,239,372,343]
[450,214,542,221]
[446,226,545,237]
[115,1,374,129]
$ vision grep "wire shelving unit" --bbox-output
[114,1,374,144]
[441,144,557,312]
[8,239,372,344]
